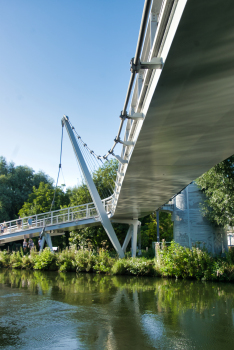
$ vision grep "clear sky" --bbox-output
[0,0,144,188]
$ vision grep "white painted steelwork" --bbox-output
[62,116,125,258]
[0,197,113,238]
[3,0,234,255]
[112,0,234,221]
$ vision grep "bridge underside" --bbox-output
[113,0,234,219]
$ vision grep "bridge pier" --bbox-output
[40,232,53,253]
[113,219,141,257]
[131,220,138,258]
[170,182,228,254]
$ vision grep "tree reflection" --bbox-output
[1,269,234,349]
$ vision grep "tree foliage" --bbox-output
[140,212,173,249]
[68,159,128,249]
[1,155,174,251]
[18,183,70,217]
[67,159,118,206]
[0,156,53,222]
[196,155,234,227]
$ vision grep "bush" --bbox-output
[156,241,214,279]
[93,249,115,274]
[2,242,234,282]
[74,249,96,272]
[112,257,156,276]
[155,241,234,281]
[34,248,57,270]
[10,251,23,269]
[21,254,34,269]
[57,247,76,272]
[0,250,11,268]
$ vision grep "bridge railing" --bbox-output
[112,0,173,214]
[0,196,113,236]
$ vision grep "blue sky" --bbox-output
[0,0,144,187]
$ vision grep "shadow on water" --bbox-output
[1,269,234,349]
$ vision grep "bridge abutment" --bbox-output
[172,182,227,255]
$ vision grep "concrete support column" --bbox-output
[131,220,139,257]
[122,225,133,252]
[40,232,53,253]
[156,210,160,242]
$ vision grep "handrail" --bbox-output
[0,195,113,236]
[104,0,152,159]
[111,0,176,214]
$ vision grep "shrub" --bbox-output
[34,248,57,270]
[21,254,34,269]
[93,249,115,274]
[0,250,11,268]
[112,258,156,276]
[156,241,227,281]
[75,249,96,272]
[57,247,76,272]
[9,251,23,269]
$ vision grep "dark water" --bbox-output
[0,270,234,349]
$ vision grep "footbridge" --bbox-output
[1,0,234,256]
[0,198,112,244]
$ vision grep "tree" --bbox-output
[196,155,234,227]
[93,159,118,199]
[140,212,173,249]
[69,223,128,250]
[67,159,118,207]
[19,182,70,217]
[68,184,92,207]
[0,156,53,222]
[68,159,127,249]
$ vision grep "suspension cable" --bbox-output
[40,125,64,238]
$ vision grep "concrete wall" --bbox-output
[172,182,227,254]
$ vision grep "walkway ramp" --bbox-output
[0,198,112,244]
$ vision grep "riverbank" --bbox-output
[1,242,234,282]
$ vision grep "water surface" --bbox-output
[0,269,234,349]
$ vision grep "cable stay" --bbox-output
[39,125,64,253]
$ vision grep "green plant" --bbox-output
[93,249,115,274]
[9,251,23,269]
[34,248,57,270]
[21,254,34,269]
[74,248,96,272]
[0,250,11,268]
[112,257,156,276]
[57,246,76,272]
[156,241,222,280]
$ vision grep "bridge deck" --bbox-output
[0,198,112,244]
[113,0,234,219]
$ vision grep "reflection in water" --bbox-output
[0,269,234,349]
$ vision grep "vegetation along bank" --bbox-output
[1,242,234,282]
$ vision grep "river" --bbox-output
[0,269,234,349]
